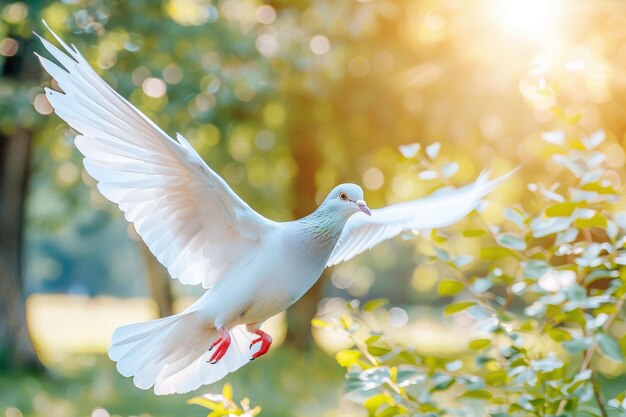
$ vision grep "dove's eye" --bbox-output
[339,191,348,201]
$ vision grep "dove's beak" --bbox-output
[355,199,371,216]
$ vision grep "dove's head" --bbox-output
[323,183,371,217]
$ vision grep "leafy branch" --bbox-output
[316,133,626,417]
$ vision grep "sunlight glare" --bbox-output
[496,0,556,37]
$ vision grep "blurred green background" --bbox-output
[1,0,626,416]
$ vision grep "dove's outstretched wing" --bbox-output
[326,170,514,267]
[36,24,275,288]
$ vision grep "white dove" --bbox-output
[36,24,513,395]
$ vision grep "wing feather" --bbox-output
[37,24,275,288]
[327,170,515,267]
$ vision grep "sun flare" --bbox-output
[495,0,557,37]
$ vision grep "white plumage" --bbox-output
[36,23,514,395]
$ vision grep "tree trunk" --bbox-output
[139,244,174,318]
[283,105,325,350]
[0,130,42,371]
[0,33,43,371]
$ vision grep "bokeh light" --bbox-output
[256,33,279,57]
[362,167,384,190]
[4,408,24,417]
[255,5,276,25]
[0,37,19,57]
[32,94,53,115]
[2,2,28,23]
[348,56,370,78]
[141,77,166,98]
[165,0,218,26]
[90,409,110,417]
[388,307,409,328]
[310,35,330,55]
[162,64,183,84]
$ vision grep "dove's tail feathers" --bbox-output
[108,312,256,395]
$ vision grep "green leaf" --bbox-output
[569,112,583,125]
[360,366,391,388]
[368,344,392,357]
[376,406,404,417]
[582,130,605,149]
[222,383,233,401]
[438,279,464,296]
[597,334,624,361]
[345,371,368,393]
[461,389,493,400]
[546,328,573,342]
[430,229,448,244]
[562,338,593,354]
[441,162,459,178]
[484,370,507,385]
[480,247,511,260]
[363,298,388,312]
[453,255,474,268]
[582,182,616,194]
[397,366,426,386]
[187,397,222,410]
[419,170,437,180]
[496,233,527,251]
[397,350,418,365]
[399,143,420,158]
[431,373,455,390]
[575,213,607,229]
[364,394,389,417]
[472,277,493,293]
[445,360,462,372]
[444,301,477,316]
[340,314,353,331]
[530,216,573,238]
[563,284,586,302]
[504,207,527,229]
[545,202,583,217]
[468,338,492,350]
[523,260,551,279]
[555,227,579,245]
[311,318,329,328]
[336,350,361,367]
[530,354,564,372]
[463,229,486,237]
[585,269,618,285]
[426,142,441,159]
[564,308,587,327]
[434,247,450,261]
[467,306,491,320]
[365,335,381,345]
[553,153,586,176]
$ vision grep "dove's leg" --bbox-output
[208,327,231,364]
[209,334,223,350]
[246,323,272,360]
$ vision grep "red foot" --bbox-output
[208,328,231,364]
[249,329,272,360]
